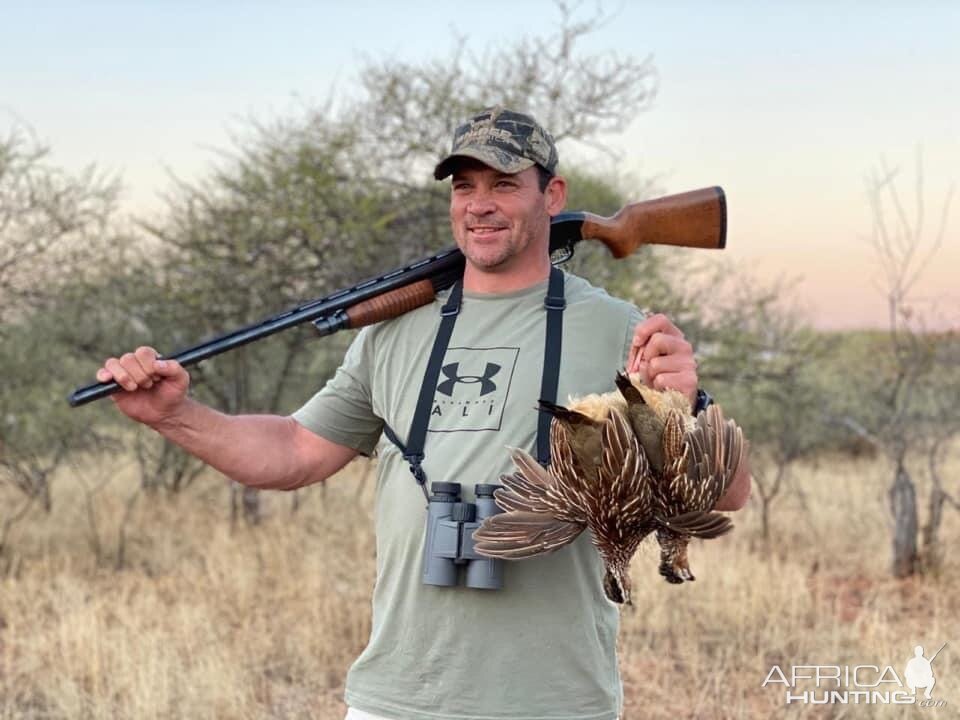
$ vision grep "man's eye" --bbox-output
[495,180,517,189]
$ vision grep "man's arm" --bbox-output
[97,346,358,490]
[153,400,358,490]
[714,450,751,511]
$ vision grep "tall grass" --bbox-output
[1,451,957,719]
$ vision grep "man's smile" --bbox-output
[467,225,508,240]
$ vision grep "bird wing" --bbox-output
[545,420,593,519]
[656,409,691,518]
[472,436,587,559]
[678,403,744,512]
[473,511,585,559]
[493,432,588,523]
[587,408,655,548]
[659,509,733,539]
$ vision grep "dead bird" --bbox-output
[473,407,657,605]
[614,372,743,584]
[474,373,745,598]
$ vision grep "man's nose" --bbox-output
[466,190,496,215]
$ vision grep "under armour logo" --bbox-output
[436,362,501,397]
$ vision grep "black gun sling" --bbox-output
[383,268,566,503]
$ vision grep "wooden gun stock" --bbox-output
[588,186,726,256]
[551,186,726,260]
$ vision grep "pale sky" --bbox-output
[2,1,957,329]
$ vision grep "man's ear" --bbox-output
[545,175,568,216]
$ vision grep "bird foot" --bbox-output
[659,562,695,584]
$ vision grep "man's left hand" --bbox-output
[626,313,698,407]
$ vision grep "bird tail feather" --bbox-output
[660,510,733,539]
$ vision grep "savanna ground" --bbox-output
[1,449,957,720]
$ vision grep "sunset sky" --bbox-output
[3,1,957,329]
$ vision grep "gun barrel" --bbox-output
[67,249,466,406]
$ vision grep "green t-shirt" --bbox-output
[293,271,643,720]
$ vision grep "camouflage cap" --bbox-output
[433,106,559,180]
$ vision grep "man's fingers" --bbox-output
[628,314,697,395]
[151,358,184,378]
[134,346,159,370]
[627,343,643,374]
[647,353,697,377]
[120,352,153,388]
[103,357,139,392]
[134,346,180,383]
[97,363,163,387]
[651,371,695,394]
[634,359,650,387]
[641,333,693,363]
[99,347,173,391]
[631,313,684,350]
[629,314,685,368]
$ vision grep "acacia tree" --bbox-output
[916,335,960,569]
[0,128,117,323]
[0,129,126,561]
[351,1,657,183]
[841,151,956,577]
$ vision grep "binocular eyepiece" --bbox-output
[422,481,504,590]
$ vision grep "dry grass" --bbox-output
[1,449,958,719]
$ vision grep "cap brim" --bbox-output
[433,148,536,180]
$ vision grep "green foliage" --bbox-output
[697,280,834,459]
[818,328,960,451]
[0,130,125,509]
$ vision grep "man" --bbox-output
[97,106,750,720]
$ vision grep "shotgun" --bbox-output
[68,186,726,407]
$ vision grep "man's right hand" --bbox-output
[96,346,190,427]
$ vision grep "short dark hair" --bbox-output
[535,165,554,193]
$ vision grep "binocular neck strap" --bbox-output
[392,268,566,498]
[537,267,565,466]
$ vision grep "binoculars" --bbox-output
[422,481,504,590]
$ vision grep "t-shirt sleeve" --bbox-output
[291,327,384,456]
[621,304,647,365]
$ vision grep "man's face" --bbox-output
[448,160,558,273]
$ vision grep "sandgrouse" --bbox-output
[472,373,745,601]
[473,403,655,604]
[613,372,743,583]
